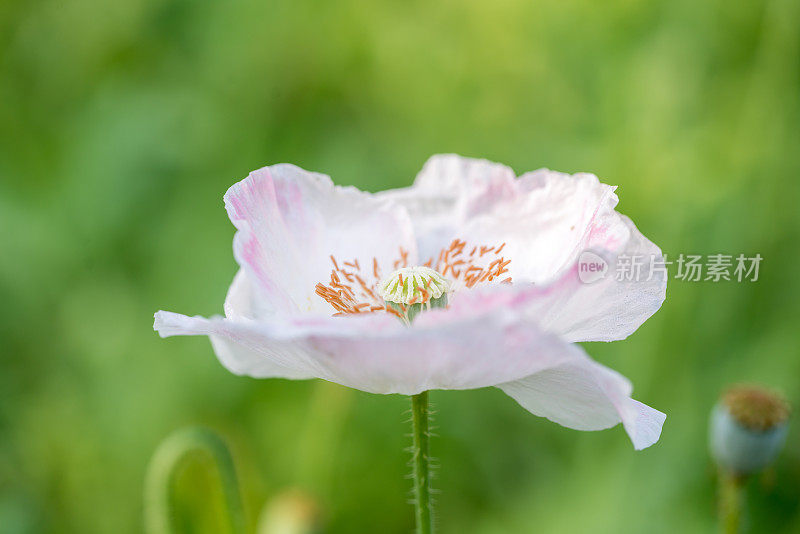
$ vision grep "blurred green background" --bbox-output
[2,0,799,532]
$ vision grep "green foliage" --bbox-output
[1,0,799,532]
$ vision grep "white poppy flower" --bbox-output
[154,154,667,450]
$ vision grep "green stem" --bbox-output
[144,427,246,534]
[411,391,433,534]
[719,470,745,534]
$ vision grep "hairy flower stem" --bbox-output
[411,391,433,534]
[144,427,245,534]
[719,469,745,534]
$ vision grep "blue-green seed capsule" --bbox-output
[710,386,789,475]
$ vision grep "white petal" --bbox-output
[153,306,570,394]
[154,310,334,379]
[485,168,625,283]
[225,164,417,316]
[207,335,315,380]
[382,154,665,341]
[498,355,665,450]
[445,165,624,284]
[153,302,663,448]
[210,269,314,379]
[508,225,666,343]
[381,154,627,280]
[377,154,517,260]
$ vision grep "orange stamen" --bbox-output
[316,239,512,317]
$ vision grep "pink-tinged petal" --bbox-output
[454,167,625,284]
[446,233,665,343]
[154,295,586,394]
[377,154,517,260]
[379,155,619,278]
[154,311,319,379]
[498,355,665,450]
[225,164,417,316]
[382,154,665,342]
[153,305,662,448]
[381,154,645,278]
[519,220,667,342]
[224,268,255,319]
[207,269,315,378]
[154,307,573,394]
[207,335,316,379]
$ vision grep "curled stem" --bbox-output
[411,391,433,534]
[144,427,246,534]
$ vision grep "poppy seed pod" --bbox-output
[379,266,450,323]
[710,385,789,475]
